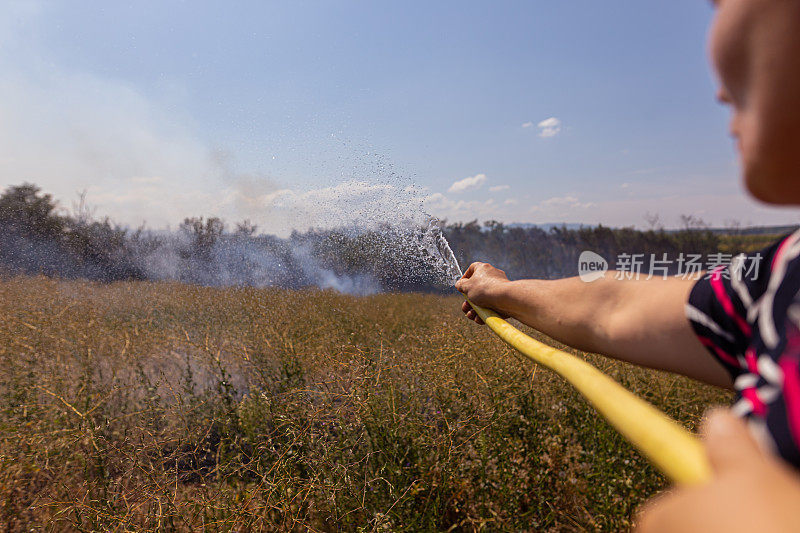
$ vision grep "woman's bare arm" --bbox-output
[456,262,733,389]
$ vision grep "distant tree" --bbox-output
[235,219,258,237]
[176,217,225,283]
[484,220,504,233]
[71,189,96,226]
[0,183,65,239]
[181,217,224,256]
[679,214,708,230]
[643,212,663,231]
[723,218,743,234]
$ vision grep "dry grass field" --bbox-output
[0,276,730,531]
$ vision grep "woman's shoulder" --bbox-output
[727,229,800,306]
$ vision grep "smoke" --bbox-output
[120,226,397,295]
[291,244,380,296]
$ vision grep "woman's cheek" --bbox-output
[738,113,772,201]
[741,114,800,204]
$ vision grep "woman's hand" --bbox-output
[455,262,511,324]
[636,410,800,533]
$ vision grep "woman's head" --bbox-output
[710,0,800,203]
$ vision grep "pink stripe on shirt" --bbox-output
[772,234,795,271]
[742,387,767,416]
[780,355,800,450]
[745,348,759,374]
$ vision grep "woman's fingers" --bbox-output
[458,262,492,325]
[463,262,480,278]
[464,308,485,325]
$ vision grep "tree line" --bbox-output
[0,183,789,293]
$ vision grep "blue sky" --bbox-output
[1,0,798,234]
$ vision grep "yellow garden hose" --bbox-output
[467,300,712,486]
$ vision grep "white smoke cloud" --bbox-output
[0,3,267,230]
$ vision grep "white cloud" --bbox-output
[538,117,560,128]
[537,117,561,138]
[521,121,533,128]
[504,198,518,205]
[448,173,487,193]
[489,184,509,192]
[534,195,595,210]
[423,192,498,217]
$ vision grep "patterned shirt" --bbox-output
[687,230,800,466]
